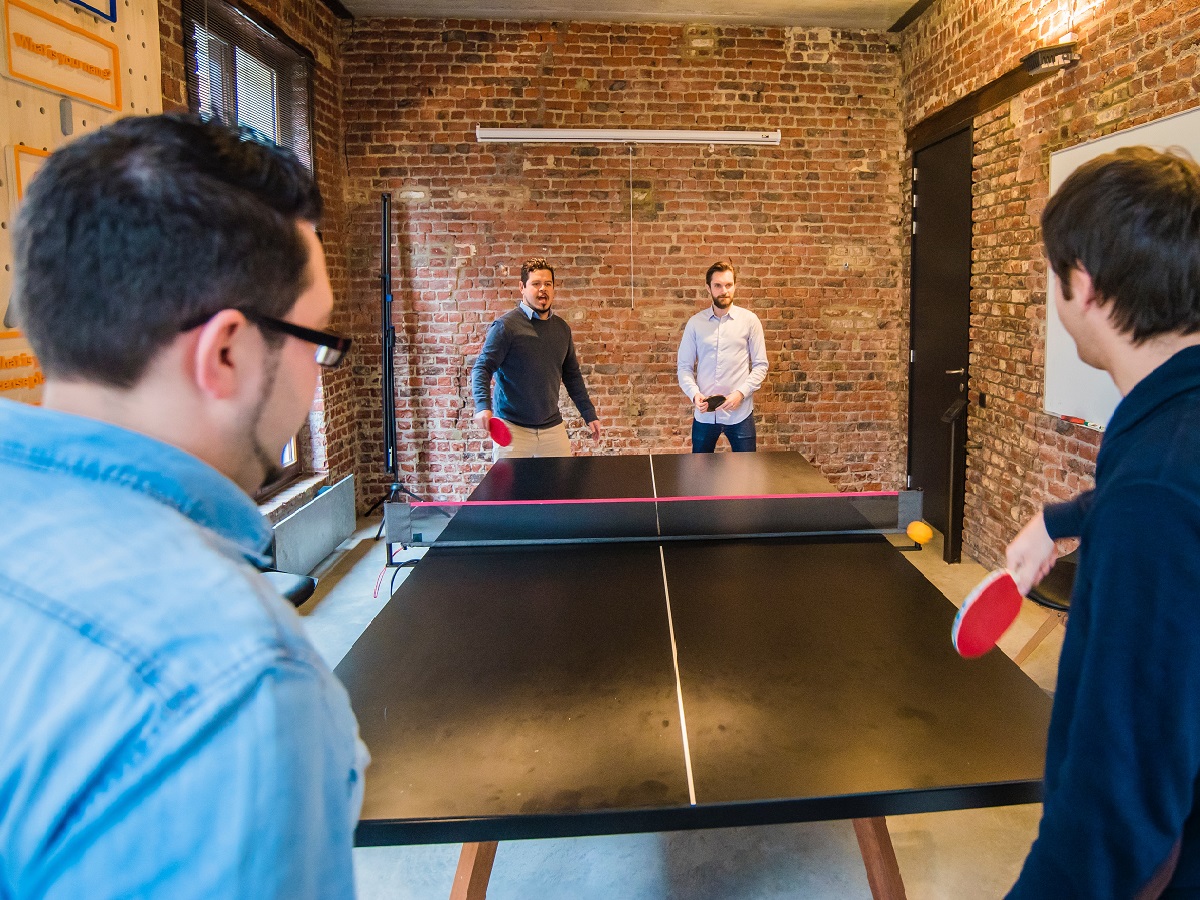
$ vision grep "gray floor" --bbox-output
[297,521,1063,899]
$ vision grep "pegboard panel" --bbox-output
[0,0,161,403]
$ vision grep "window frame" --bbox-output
[182,0,316,162]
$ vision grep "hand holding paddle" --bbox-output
[488,417,512,447]
[1005,511,1058,596]
[952,568,1023,658]
[952,510,1062,659]
[474,410,513,447]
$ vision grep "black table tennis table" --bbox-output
[335,452,1052,900]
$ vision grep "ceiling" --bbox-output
[338,0,928,31]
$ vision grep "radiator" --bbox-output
[271,474,355,575]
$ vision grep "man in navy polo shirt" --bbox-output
[1005,147,1200,897]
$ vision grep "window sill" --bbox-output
[258,472,330,525]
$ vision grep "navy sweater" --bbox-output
[471,306,597,429]
[1009,345,1200,898]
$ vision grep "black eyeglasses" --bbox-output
[181,310,352,368]
[243,312,352,368]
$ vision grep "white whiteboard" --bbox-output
[1045,105,1200,429]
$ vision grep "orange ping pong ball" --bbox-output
[906,520,934,545]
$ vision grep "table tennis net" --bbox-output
[387,490,923,547]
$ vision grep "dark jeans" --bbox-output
[691,415,757,453]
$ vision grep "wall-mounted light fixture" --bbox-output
[475,127,781,145]
[1021,41,1080,75]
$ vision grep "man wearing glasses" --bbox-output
[0,115,364,898]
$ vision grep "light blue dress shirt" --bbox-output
[0,398,367,899]
[677,304,769,425]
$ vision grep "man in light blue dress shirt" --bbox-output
[0,115,367,898]
[677,261,770,452]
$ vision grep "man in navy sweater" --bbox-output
[472,258,602,459]
[1005,147,1200,897]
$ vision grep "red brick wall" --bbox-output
[158,2,1197,557]
[901,0,1200,565]
[159,0,359,498]
[341,21,908,502]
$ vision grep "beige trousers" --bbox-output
[492,420,573,461]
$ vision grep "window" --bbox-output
[183,0,313,166]
[183,0,316,500]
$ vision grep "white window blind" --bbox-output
[182,0,312,169]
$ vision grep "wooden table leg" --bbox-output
[853,817,907,900]
[1014,610,1065,665]
[450,841,498,900]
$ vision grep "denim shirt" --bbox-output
[0,399,367,899]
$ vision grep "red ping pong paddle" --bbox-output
[952,569,1023,658]
[487,417,512,447]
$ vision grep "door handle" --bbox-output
[945,368,965,375]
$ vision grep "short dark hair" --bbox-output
[1042,146,1200,342]
[12,113,323,387]
[706,260,735,285]
[520,257,554,285]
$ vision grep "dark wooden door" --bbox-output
[908,128,972,563]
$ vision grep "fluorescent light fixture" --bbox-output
[476,127,781,145]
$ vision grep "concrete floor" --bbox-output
[297,521,1064,900]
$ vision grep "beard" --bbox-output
[254,447,284,489]
[247,350,286,490]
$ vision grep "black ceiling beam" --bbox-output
[318,0,354,20]
[907,63,1061,152]
[889,0,936,33]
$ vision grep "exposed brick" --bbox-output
[161,1,1199,562]
[902,0,1200,567]
[341,21,908,503]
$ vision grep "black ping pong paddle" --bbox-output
[704,394,726,412]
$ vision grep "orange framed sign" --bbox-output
[1,145,50,338]
[4,0,121,111]
[12,143,49,198]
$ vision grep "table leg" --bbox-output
[1013,610,1065,665]
[450,841,498,900]
[852,817,907,900]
